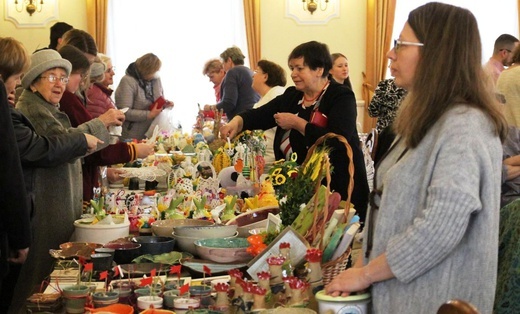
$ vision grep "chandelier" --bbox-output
[302,0,329,15]
[14,0,44,16]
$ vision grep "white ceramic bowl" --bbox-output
[315,290,371,314]
[173,224,237,238]
[151,219,214,237]
[74,218,129,245]
[172,231,238,256]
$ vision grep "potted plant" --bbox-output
[136,269,164,310]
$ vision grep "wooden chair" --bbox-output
[437,299,480,314]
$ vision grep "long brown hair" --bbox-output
[394,2,507,147]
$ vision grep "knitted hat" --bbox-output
[90,61,106,78]
[22,49,72,89]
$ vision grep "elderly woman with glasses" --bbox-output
[10,49,124,312]
[325,3,507,313]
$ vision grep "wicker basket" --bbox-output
[302,132,355,286]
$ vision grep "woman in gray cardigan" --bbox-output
[325,3,507,313]
[115,53,173,140]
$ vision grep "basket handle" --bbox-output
[302,132,355,221]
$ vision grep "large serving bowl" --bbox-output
[173,224,237,238]
[226,206,280,237]
[73,216,130,244]
[172,231,238,256]
[225,206,279,226]
[131,236,175,256]
[103,242,141,264]
[194,238,252,263]
[151,219,214,237]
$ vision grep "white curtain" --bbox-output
[106,0,248,130]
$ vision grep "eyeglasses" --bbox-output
[393,39,424,52]
[40,75,69,84]
[253,70,266,75]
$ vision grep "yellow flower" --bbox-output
[157,204,167,212]
[274,174,286,185]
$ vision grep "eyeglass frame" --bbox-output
[393,39,425,51]
[39,74,69,84]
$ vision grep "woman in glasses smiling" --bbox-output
[326,3,507,313]
[11,49,124,312]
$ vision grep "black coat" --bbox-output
[10,106,88,217]
[0,82,30,278]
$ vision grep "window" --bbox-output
[388,0,519,77]
[106,0,248,130]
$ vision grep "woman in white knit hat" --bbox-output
[9,48,124,313]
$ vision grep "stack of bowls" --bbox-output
[172,224,238,255]
[151,219,214,237]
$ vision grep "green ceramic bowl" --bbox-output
[194,238,252,263]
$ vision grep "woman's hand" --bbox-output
[107,168,125,183]
[134,143,155,158]
[99,108,126,127]
[148,104,163,119]
[220,116,243,139]
[274,112,307,133]
[164,100,174,109]
[84,134,104,154]
[8,247,29,264]
[325,266,372,297]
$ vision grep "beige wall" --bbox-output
[261,0,366,97]
[0,0,88,53]
[0,0,368,126]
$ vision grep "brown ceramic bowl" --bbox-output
[103,242,141,264]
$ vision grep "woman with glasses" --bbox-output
[325,3,507,313]
[86,53,117,118]
[220,41,369,221]
[202,58,226,103]
[10,48,121,312]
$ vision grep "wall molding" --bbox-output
[4,0,59,28]
[285,0,340,25]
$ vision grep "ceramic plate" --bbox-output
[49,242,103,259]
[181,259,247,275]
[119,263,171,277]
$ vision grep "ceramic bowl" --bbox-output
[225,206,279,227]
[173,231,238,256]
[315,290,370,314]
[194,238,252,263]
[131,236,175,256]
[103,242,141,264]
[151,219,214,237]
[173,224,237,238]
